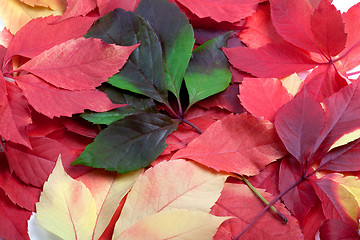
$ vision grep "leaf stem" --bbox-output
[180,118,203,134]
[239,175,287,224]
[234,177,304,240]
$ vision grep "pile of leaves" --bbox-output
[1,0,360,239]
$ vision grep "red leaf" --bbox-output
[319,219,360,240]
[304,64,348,102]
[310,0,347,57]
[97,0,140,16]
[279,158,317,224]
[269,0,319,53]
[248,161,280,197]
[240,77,292,122]
[239,3,285,48]
[211,182,303,239]
[0,155,40,212]
[0,189,31,240]
[56,0,97,22]
[311,174,359,228]
[174,0,258,23]
[172,113,287,175]
[301,199,325,240]
[5,136,91,187]
[274,87,326,163]
[0,81,32,148]
[19,38,139,91]
[15,74,121,118]
[223,43,318,78]
[4,15,95,63]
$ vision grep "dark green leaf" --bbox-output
[135,0,195,99]
[86,9,168,103]
[185,32,232,107]
[73,113,178,173]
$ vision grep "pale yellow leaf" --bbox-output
[331,174,360,207]
[77,169,143,240]
[0,0,63,34]
[114,209,230,240]
[112,159,228,238]
[20,0,66,10]
[281,73,303,96]
[36,156,97,240]
[328,129,360,152]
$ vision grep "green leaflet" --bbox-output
[136,0,195,100]
[86,9,168,104]
[184,32,232,108]
[73,113,178,173]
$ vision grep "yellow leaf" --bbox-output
[0,0,63,34]
[20,0,66,10]
[114,209,230,240]
[328,129,360,152]
[281,73,303,96]
[112,159,228,238]
[35,156,97,240]
[77,169,143,240]
[333,174,360,207]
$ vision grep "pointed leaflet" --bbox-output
[76,169,142,240]
[172,113,287,175]
[20,0,66,10]
[28,214,63,240]
[0,0,63,34]
[311,174,359,228]
[211,183,303,240]
[174,0,258,23]
[240,77,292,122]
[135,0,195,99]
[35,158,97,240]
[19,37,139,91]
[269,0,319,53]
[4,15,95,63]
[0,81,32,148]
[86,9,168,104]
[112,159,227,237]
[319,219,360,240]
[274,87,326,163]
[114,209,228,240]
[74,113,178,173]
[96,0,141,16]
[310,0,347,57]
[15,74,121,118]
[56,0,97,22]
[184,32,232,107]
[223,43,318,78]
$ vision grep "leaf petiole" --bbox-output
[239,175,288,224]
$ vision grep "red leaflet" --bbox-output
[0,82,32,148]
[0,189,31,240]
[239,3,285,48]
[4,15,95,63]
[319,219,360,240]
[57,0,97,22]
[175,0,258,23]
[240,77,292,122]
[15,74,121,118]
[310,0,347,58]
[97,0,140,16]
[248,161,281,197]
[223,43,318,78]
[18,38,139,91]
[172,113,287,175]
[211,183,303,239]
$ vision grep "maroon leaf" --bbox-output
[319,219,360,240]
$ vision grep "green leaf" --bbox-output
[135,0,195,99]
[185,32,232,107]
[86,9,168,104]
[73,113,178,173]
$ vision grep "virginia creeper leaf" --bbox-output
[211,183,303,240]
[172,113,287,175]
[96,0,141,16]
[184,32,232,107]
[310,0,347,57]
[35,157,97,240]
[73,113,178,173]
[57,0,97,22]
[4,15,95,63]
[135,0,195,99]
[114,209,229,240]
[20,0,66,10]
[86,9,168,103]
[319,219,360,240]
[223,43,318,78]
[113,159,228,237]
[19,37,139,91]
